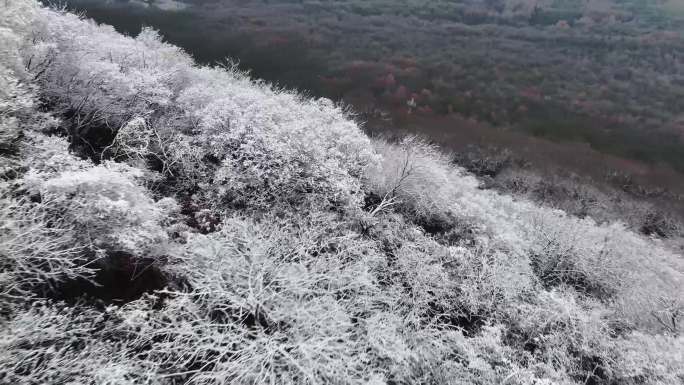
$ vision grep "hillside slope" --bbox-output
[1,1,683,384]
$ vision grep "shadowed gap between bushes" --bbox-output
[45,252,170,305]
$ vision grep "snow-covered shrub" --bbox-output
[0,63,34,177]
[522,209,684,332]
[365,136,468,233]
[0,0,39,78]
[504,289,615,382]
[0,301,155,384]
[0,195,91,307]
[172,68,375,212]
[104,116,155,166]
[2,132,176,305]
[32,19,189,125]
[22,161,174,257]
[506,290,684,384]
[611,332,684,384]
[25,7,192,154]
[117,214,381,384]
[447,243,535,329]
[0,28,57,164]
[525,212,628,298]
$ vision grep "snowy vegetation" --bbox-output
[1,1,683,384]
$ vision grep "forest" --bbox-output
[1,1,683,384]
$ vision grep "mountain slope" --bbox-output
[1,1,682,384]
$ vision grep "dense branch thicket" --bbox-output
[1,1,682,384]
